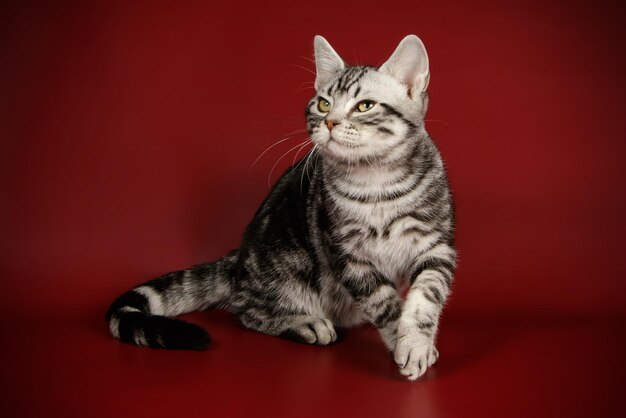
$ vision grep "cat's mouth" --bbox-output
[320,137,369,164]
[328,135,361,149]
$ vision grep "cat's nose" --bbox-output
[326,119,340,131]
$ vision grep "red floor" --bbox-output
[2,1,626,417]
[2,306,624,418]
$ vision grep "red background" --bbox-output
[1,1,625,417]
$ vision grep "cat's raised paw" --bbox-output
[394,330,438,381]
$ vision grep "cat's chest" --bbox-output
[334,209,440,281]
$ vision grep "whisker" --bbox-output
[291,139,311,166]
[286,141,313,181]
[424,119,450,127]
[267,139,312,187]
[294,81,315,93]
[251,129,308,168]
[315,148,321,165]
[291,140,314,173]
[351,50,362,66]
[290,63,316,76]
[300,145,318,193]
[248,119,304,125]
[298,55,316,64]
[347,151,354,177]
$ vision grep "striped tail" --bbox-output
[106,250,238,350]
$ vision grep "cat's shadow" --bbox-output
[336,316,515,381]
[88,304,513,381]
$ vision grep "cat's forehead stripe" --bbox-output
[327,66,372,97]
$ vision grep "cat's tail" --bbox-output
[106,249,238,350]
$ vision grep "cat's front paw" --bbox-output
[394,328,438,381]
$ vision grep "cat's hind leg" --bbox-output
[239,311,338,346]
[280,316,337,345]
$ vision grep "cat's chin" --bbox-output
[318,140,359,163]
[318,142,387,167]
[328,135,361,149]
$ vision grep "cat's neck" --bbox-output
[316,133,441,226]
[321,138,430,188]
[324,161,409,188]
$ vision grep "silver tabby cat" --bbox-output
[107,35,456,381]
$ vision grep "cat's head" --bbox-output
[306,35,430,166]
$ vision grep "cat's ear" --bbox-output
[379,35,430,97]
[313,35,345,91]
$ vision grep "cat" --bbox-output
[107,35,456,381]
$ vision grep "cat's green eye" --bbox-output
[318,98,331,113]
[356,100,375,112]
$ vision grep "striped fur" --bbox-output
[107,35,456,381]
